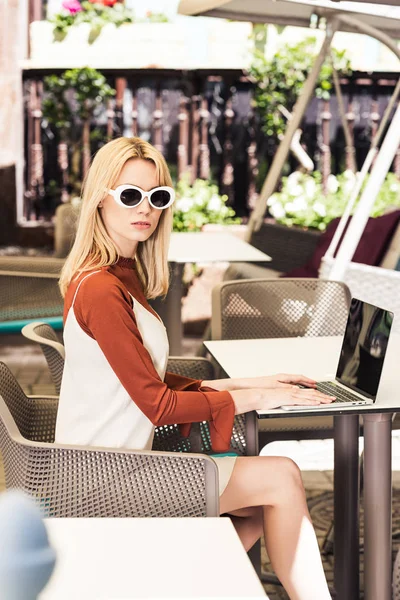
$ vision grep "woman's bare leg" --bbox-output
[220,456,330,600]
[225,506,263,551]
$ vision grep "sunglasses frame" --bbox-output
[106,184,175,210]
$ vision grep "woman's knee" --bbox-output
[263,456,305,504]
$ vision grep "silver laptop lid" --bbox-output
[335,298,394,400]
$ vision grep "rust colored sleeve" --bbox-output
[73,273,235,452]
[164,371,202,391]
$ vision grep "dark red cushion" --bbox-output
[284,210,400,279]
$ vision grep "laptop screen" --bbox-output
[336,298,394,400]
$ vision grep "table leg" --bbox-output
[363,413,392,600]
[334,414,360,600]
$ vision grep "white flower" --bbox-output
[207,194,223,212]
[195,188,209,206]
[287,182,303,197]
[390,183,399,192]
[343,169,357,181]
[292,195,308,211]
[305,179,317,199]
[313,202,327,217]
[269,202,286,219]
[285,202,295,213]
[327,174,339,194]
[287,171,301,184]
[175,197,195,213]
[286,172,304,196]
[267,193,280,207]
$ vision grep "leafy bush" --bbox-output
[249,36,351,138]
[173,177,241,232]
[267,171,400,231]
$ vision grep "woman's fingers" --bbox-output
[292,388,335,405]
[278,373,317,387]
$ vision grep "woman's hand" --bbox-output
[247,373,317,390]
[203,373,317,392]
[230,386,335,415]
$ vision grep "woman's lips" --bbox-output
[131,222,151,229]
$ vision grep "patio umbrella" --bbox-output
[178,0,400,35]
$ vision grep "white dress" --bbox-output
[55,270,236,497]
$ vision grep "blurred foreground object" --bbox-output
[0,490,56,600]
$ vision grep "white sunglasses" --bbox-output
[106,185,175,210]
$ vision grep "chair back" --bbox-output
[0,362,219,518]
[249,221,321,273]
[0,271,63,323]
[212,278,351,341]
[21,322,65,394]
[0,362,58,443]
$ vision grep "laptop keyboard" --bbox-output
[316,381,366,404]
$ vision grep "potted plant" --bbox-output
[42,66,115,257]
[253,170,400,273]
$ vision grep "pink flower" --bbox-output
[62,0,82,14]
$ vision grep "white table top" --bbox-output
[40,518,266,599]
[168,232,271,263]
[205,334,400,418]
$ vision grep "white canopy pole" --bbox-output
[328,101,400,282]
[324,76,400,260]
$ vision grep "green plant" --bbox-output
[249,36,351,138]
[173,177,241,232]
[43,67,115,195]
[267,171,400,231]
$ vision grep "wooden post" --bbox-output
[115,77,126,136]
[57,142,69,203]
[346,96,357,172]
[221,95,234,204]
[82,118,91,178]
[178,94,189,179]
[370,98,380,169]
[321,98,331,195]
[199,96,210,180]
[190,94,201,183]
[25,80,34,220]
[106,98,115,140]
[247,111,259,210]
[152,86,164,154]
[132,85,138,137]
[29,79,44,219]
[395,102,400,180]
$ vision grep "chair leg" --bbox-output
[248,539,261,577]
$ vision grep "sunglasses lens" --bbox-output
[119,188,142,207]
[151,189,171,208]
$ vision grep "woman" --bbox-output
[57,137,334,600]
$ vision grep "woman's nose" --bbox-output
[137,196,152,214]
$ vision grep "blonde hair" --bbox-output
[59,137,173,299]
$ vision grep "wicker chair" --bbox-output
[0,361,220,517]
[211,278,352,448]
[0,257,65,333]
[223,221,322,281]
[21,322,257,458]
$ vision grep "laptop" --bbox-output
[281,298,394,410]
